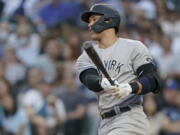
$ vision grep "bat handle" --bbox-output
[108,78,115,85]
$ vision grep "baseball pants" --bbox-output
[98,106,150,135]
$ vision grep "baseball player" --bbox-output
[76,3,161,135]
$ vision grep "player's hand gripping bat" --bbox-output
[83,41,115,85]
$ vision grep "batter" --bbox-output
[76,3,161,135]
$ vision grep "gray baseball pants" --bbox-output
[98,106,150,135]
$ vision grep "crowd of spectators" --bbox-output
[0,0,179,135]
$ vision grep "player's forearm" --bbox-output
[130,74,158,94]
[129,73,160,95]
[130,63,161,95]
[80,68,103,92]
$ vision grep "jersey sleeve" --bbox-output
[75,50,97,76]
[131,41,154,72]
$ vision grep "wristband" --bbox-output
[129,81,141,94]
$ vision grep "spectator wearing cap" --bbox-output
[163,79,180,106]
[160,79,180,135]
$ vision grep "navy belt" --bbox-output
[101,106,131,119]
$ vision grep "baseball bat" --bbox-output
[83,41,115,85]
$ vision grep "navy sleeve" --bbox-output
[131,63,162,94]
[79,68,103,92]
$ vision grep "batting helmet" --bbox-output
[81,3,121,33]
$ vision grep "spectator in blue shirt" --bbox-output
[161,79,180,135]
[38,0,84,26]
[0,94,31,135]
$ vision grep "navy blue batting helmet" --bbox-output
[81,3,121,33]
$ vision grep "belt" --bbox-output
[101,106,131,119]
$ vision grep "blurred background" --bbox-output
[0,0,179,135]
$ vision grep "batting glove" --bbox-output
[100,78,117,92]
[101,78,132,98]
[111,83,132,99]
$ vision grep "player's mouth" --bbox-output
[89,28,94,34]
[89,30,93,34]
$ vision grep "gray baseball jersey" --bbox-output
[76,38,153,113]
